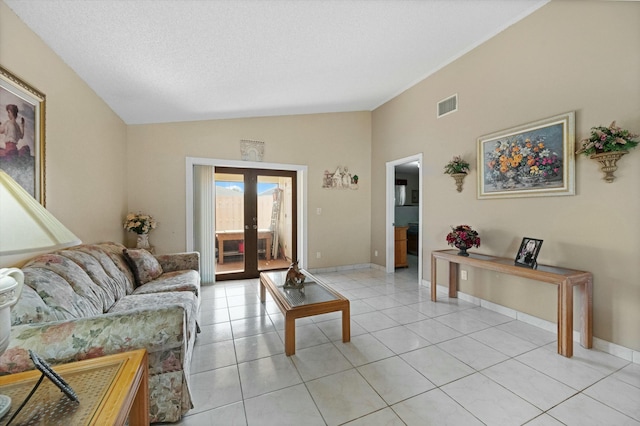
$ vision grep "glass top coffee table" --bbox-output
[259,270,350,356]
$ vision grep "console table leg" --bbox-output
[431,255,437,301]
[558,281,573,357]
[581,278,593,349]
[449,262,458,298]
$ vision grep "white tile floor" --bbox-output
[176,260,640,426]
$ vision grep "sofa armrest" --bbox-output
[0,305,187,375]
[155,251,200,273]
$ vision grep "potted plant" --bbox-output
[446,225,480,256]
[576,121,639,183]
[124,212,157,249]
[444,155,470,192]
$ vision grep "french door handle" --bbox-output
[252,225,258,230]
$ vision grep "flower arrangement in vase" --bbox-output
[576,121,638,183]
[446,225,480,256]
[124,212,157,249]
[444,155,470,192]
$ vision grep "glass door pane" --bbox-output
[215,172,245,276]
[257,174,294,272]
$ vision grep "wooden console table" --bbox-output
[430,249,592,358]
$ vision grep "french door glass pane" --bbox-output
[257,175,293,272]
[215,172,245,275]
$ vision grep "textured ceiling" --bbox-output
[5,0,548,124]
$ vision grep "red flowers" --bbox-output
[446,225,481,249]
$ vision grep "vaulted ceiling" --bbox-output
[5,0,548,124]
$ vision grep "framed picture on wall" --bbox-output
[411,189,419,204]
[477,111,575,200]
[0,65,46,204]
[514,237,543,268]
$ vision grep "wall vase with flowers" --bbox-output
[124,212,158,250]
[446,225,480,256]
[444,155,470,192]
[576,121,638,183]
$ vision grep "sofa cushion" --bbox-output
[132,270,200,296]
[123,248,164,286]
[57,249,118,311]
[11,284,57,325]
[97,242,137,294]
[18,254,105,320]
[108,291,198,340]
[69,244,130,302]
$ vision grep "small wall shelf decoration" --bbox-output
[451,173,466,192]
[589,151,627,183]
[576,121,638,183]
[322,166,359,190]
[240,139,265,162]
[444,155,469,193]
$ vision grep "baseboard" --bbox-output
[421,279,640,364]
[308,263,375,274]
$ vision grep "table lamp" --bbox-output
[0,168,81,417]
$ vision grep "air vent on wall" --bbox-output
[437,94,458,118]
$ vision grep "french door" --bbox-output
[215,167,296,280]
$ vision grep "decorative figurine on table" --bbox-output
[283,260,305,289]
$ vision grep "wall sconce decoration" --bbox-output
[589,151,627,183]
[451,173,467,192]
[576,121,638,183]
[444,155,470,192]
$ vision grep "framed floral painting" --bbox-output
[0,65,46,204]
[477,112,575,199]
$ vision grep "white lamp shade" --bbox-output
[0,169,81,256]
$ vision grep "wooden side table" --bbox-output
[0,349,148,426]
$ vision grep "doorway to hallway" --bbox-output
[386,154,423,284]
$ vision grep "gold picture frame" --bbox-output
[0,65,46,205]
[477,112,575,199]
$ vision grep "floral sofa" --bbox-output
[0,242,200,423]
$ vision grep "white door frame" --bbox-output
[386,153,423,283]
[185,157,308,279]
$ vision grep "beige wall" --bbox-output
[0,1,128,260]
[372,1,640,350]
[126,112,372,268]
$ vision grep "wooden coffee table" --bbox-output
[260,270,350,356]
